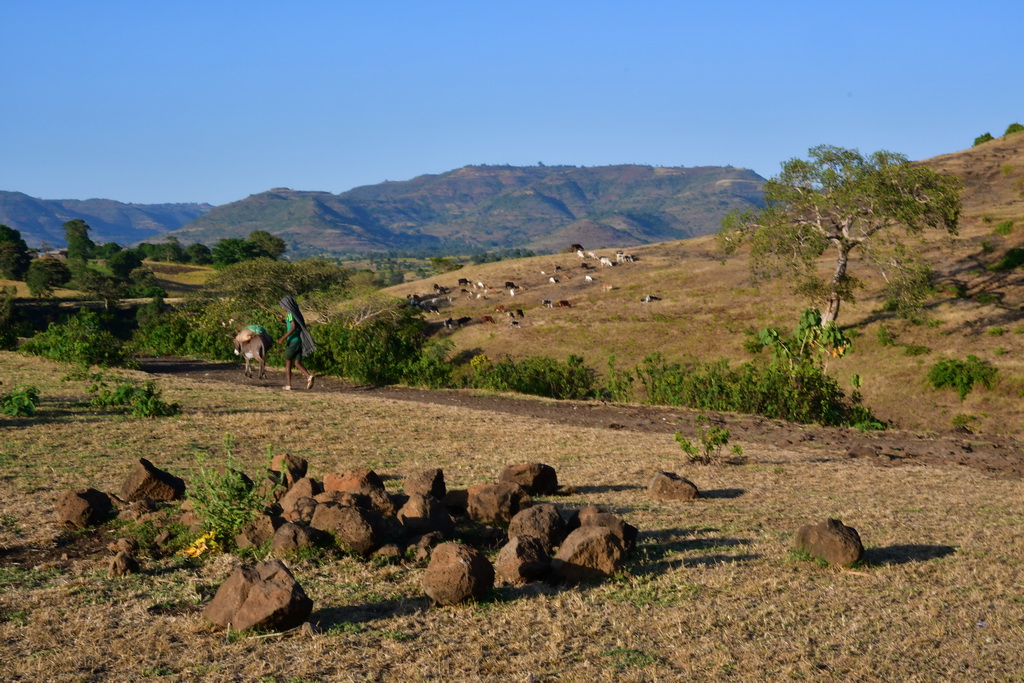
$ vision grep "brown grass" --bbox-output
[1,353,1023,680]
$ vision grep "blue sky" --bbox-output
[3,1,1022,206]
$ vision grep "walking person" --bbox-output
[276,295,317,390]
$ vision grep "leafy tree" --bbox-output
[1006,122,1024,136]
[185,242,213,265]
[0,225,32,280]
[74,268,125,310]
[0,286,17,349]
[246,230,287,260]
[211,238,259,268]
[26,258,72,297]
[974,132,994,146]
[63,219,96,262]
[719,145,961,324]
[427,257,464,274]
[107,250,143,281]
[205,257,349,312]
[94,242,123,259]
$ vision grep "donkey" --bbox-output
[233,328,272,380]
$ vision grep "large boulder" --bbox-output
[794,519,864,566]
[508,504,567,553]
[422,542,494,605]
[323,469,395,517]
[552,526,627,582]
[576,506,638,552]
[56,488,114,528]
[499,463,558,495]
[404,468,446,499]
[495,535,550,585]
[397,494,454,537]
[310,503,384,556]
[121,458,185,502]
[648,471,700,501]
[467,482,531,524]
[203,560,313,632]
[279,478,322,519]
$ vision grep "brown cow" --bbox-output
[556,300,572,308]
[481,315,497,324]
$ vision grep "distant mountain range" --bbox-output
[0,191,213,248]
[1,163,766,255]
[168,164,766,256]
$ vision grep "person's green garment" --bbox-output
[283,312,302,361]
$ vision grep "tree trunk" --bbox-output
[821,247,850,325]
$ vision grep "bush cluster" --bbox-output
[1,386,40,417]
[463,354,596,400]
[927,355,999,400]
[20,308,134,368]
[88,377,180,418]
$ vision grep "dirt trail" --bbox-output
[139,357,1024,478]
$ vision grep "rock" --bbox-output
[495,535,550,585]
[121,458,186,502]
[467,482,531,524]
[314,490,368,508]
[404,468,446,499]
[108,551,140,577]
[203,559,313,632]
[794,519,864,566]
[422,542,495,605]
[279,478,322,517]
[508,504,567,553]
[648,471,700,501]
[56,488,114,528]
[176,499,202,532]
[441,489,469,517]
[397,494,454,536]
[576,506,638,551]
[118,497,158,521]
[271,523,323,557]
[269,454,308,489]
[371,543,404,564]
[310,503,384,556]
[235,513,282,550]
[283,497,318,525]
[408,531,445,563]
[499,463,558,495]
[107,537,141,555]
[323,469,395,517]
[552,526,627,582]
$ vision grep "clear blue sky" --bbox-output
[3,1,1022,206]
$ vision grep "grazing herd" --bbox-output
[403,244,660,331]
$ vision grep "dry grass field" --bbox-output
[1,353,1023,681]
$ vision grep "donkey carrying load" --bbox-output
[233,326,273,379]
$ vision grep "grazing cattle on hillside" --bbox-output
[580,262,593,270]
[509,320,521,328]
[569,243,584,253]
[549,276,559,284]
[458,278,471,287]
[556,300,572,308]
[623,254,636,263]
[602,284,615,292]
[455,316,472,327]
[426,305,441,315]
[509,289,516,297]
[233,328,272,380]
[641,294,661,303]
[616,251,625,263]
[542,299,554,308]
[585,275,594,283]
[443,318,454,329]
[504,281,517,289]
[587,251,597,259]
[600,257,614,267]
[554,265,562,271]
[480,315,497,324]
[576,249,586,259]
[515,309,524,318]
[494,304,506,312]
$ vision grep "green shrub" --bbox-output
[988,327,1006,336]
[402,339,454,389]
[187,437,277,551]
[876,325,898,347]
[927,355,998,400]
[603,355,636,403]
[973,132,994,146]
[903,344,930,356]
[21,308,134,368]
[993,220,1014,236]
[88,377,180,417]
[0,286,16,350]
[674,416,736,465]
[1005,123,1024,136]
[951,413,977,432]
[1,386,40,417]
[973,291,1001,304]
[989,248,1024,272]
[465,354,596,400]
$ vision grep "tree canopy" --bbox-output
[63,219,96,262]
[719,145,962,324]
[0,225,32,280]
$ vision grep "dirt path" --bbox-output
[139,357,1024,478]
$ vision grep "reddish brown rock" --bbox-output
[648,471,700,501]
[323,469,395,516]
[508,504,567,553]
[441,489,469,517]
[576,506,638,551]
[203,560,313,632]
[794,519,864,566]
[313,490,367,508]
[404,468,446,499]
[283,496,318,525]
[371,543,404,564]
[495,535,550,585]
[552,526,627,582]
[279,478,322,516]
[310,503,384,556]
[269,454,308,489]
[422,542,495,605]
[56,488,114,528]
[271,523,323,557]
[467,482,531,524]
[499,463,558,495]
[235,513,282,550]
[408,531,445,563]
[108,550,140,577]
[121,458,185,502]
[397,494,454,536]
